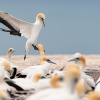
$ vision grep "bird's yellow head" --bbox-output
[51,75,63,88]
[66,64,80,79]
[64,64,81,88]
[75,81,85,97]
[40,56,56,65]
[68,53,86,69]
[87,92,100,100]
[67,64,80,71]
[33,73,45,82]
[0,90,10,100]
[40,56,48,64]
[38,44,45,56]
[37,13,45,20]
[78,55,86,68]
[7,48,15,54]
[37,13,45,27]
[3,60,11,71]
[0,90,5,98]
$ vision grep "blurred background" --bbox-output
[0,0,100,55]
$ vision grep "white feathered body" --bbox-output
[95,77,100,92]
[19,62,51,77]
[80,72,95,92]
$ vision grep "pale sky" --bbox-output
[0,0,100,55]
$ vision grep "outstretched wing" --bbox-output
[0,11,32,38]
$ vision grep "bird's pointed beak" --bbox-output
[46,59,56,65]
[41,76,46,79]
[41,18,45,27]
[68,58,76,62]
[12,50,16,53]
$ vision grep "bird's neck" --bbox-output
[76,62,85,72]
[35,18,42,26]
[6,53,11,61]
[65,79,76,93]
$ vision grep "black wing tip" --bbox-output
[5,78,24,91]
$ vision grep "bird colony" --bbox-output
[0,11,99,100]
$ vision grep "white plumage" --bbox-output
[16,56,56,78]
[68,52,95,93]
[0,11,45,60]
[95,77,100,92]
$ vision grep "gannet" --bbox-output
[87,91,100,100]
[16,56,56,78]
[26,64,81,100]
[68,52,95,93]
[6,48,15,61]
[0,11,45,60]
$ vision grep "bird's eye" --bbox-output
[59,76,64,81]
[10,49,12,52]
[41,18,44,20]
[76,58,80,60]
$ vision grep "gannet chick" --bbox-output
[16,56,56,78]
[68,53,95,93]
[6,48,15,61]
[87,92,100,100]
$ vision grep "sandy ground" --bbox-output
[1,54,100,100]
[6,54,100,81]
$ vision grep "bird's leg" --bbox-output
[24,50,26,60]
[32,44,39,50]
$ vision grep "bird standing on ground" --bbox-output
[16,56,56,78]
[26,64,81,100]
[6,48,15,61]
[68,53,95,93]
[0,48,18,79]
[0,11,46,60]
